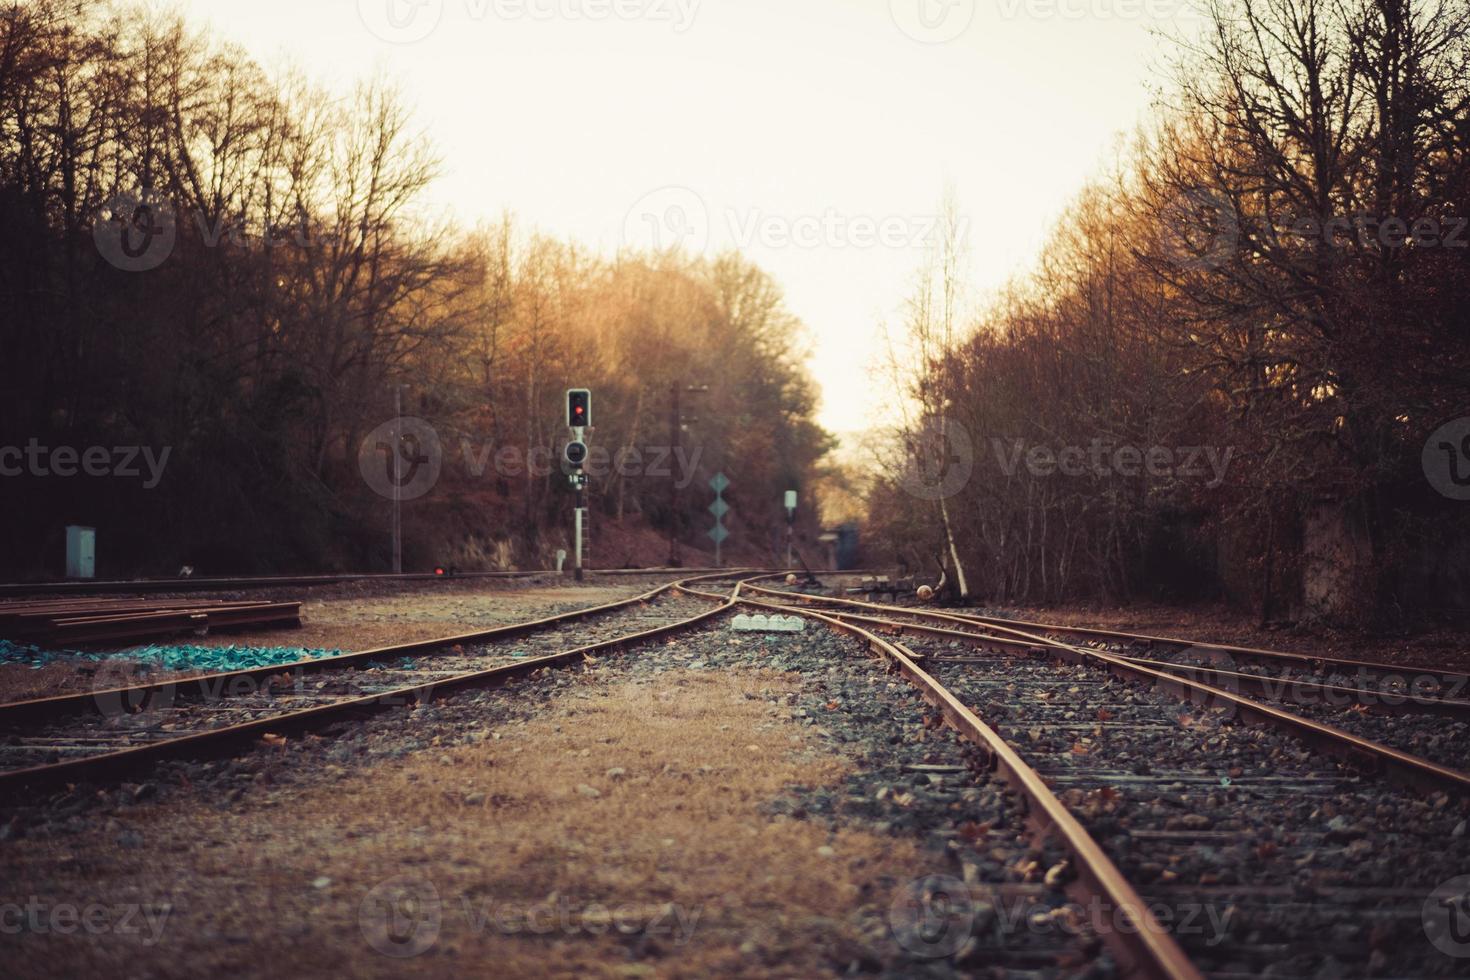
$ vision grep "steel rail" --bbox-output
[0,567,760,599]
[721,589,1201,979]
[746,585,1470,796]
[866,596,1468,689]
[0,575,757,793]
[0,572,744,728]
[798,605,1470,722]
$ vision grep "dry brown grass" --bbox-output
[3,667,930,978]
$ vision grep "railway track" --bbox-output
[745,583,1470,786]
[692,580,1470,977]
[0,573,753,791]
[8,569,1467,974]
[836,589,1470,712]
[914,636,1468,977]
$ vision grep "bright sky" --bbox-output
[182,0,1198,435]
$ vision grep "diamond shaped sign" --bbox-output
[709,498,730,519]
[707,524,729,544]
[709,472,729,494]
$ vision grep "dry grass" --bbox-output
[3,668,929,978]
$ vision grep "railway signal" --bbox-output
[567,389,591,431]
[565,389,592,580]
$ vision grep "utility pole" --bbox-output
[784,490,798,568]
[668,381,680,568]
[666,381,708,568]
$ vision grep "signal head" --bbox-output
[567,389,592,429]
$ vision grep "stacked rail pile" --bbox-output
[0,597,302,646]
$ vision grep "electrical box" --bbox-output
[66,526,96,579]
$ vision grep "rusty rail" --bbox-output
[745,584,1470,797]
[0,573,742,728]
[716,587,1201,979]
[0,573,756,792]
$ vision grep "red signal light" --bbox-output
[567,389,592,427]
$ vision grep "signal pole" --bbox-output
[784,490,797,568]
[574,478,586,581]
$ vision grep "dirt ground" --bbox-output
[0,576,671,704]
[1,667,936,978]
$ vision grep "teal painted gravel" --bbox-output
[0,639,345,672]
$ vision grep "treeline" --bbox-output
[870,0,1470,624]
[0,1,829,575]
